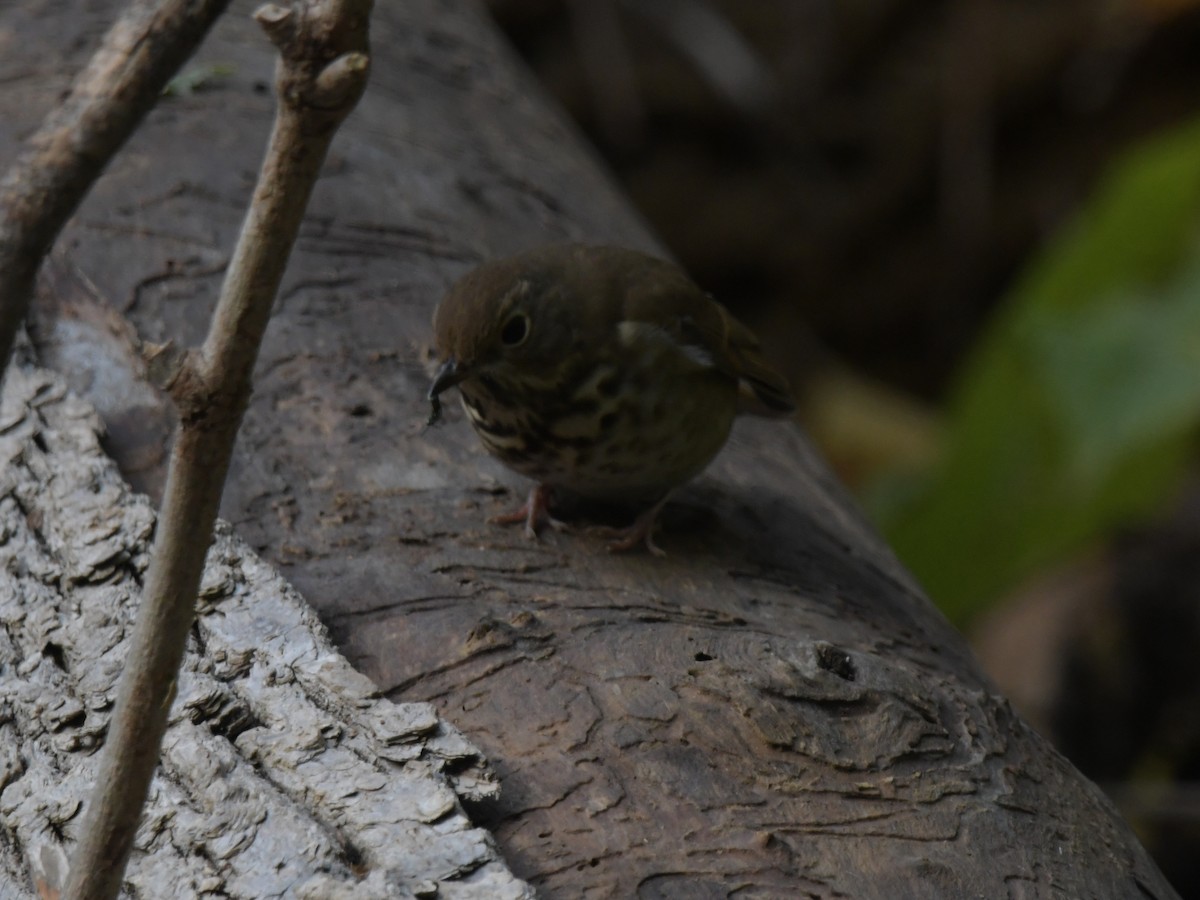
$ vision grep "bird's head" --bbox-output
[428,248,584,419]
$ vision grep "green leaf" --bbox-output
[163,63,236,98]
[873,115,1200,623]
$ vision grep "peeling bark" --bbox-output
[2,0,1181,897]
[0,363,531,898]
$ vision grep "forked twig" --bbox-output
[63,3,373,897]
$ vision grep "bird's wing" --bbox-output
[622,267,795,418]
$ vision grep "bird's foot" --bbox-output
[489,484,569,540]
[589,496,670,557]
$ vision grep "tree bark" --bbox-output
[0,362,529,897]
[6,0,1180,897]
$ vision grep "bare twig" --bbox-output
[0,0,234,384]
[566,0,646,149]
[624,0,778,115]
[64,2,372,897]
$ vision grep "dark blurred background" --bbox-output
[484,0,1200,892]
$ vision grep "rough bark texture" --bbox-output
[4,0,1180,897]
[0,360,531,898]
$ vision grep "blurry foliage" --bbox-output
[803,369,944,491]
[163,62,235,97]
[871,114,1200,623]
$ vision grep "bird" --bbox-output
[427,243,794,556]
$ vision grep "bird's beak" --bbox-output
[426,357,468,427]
[428,357,467,399]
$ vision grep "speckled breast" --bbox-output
[458,336,738,502]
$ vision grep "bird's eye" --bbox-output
[500,312,530,347]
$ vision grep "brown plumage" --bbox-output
[428,243,794,555]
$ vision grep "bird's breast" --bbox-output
[459,335,738,500]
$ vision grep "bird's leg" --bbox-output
[489,483,569,540]
[592,494,671,558]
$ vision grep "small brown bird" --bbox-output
[428,243,794,555]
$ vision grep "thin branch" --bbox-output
[63,2,373,898]
[624,0,778,115]
[566,0,646,149]
[0,0,234,384]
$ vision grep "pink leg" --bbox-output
[489,484,569,540]
[593,494,670,557]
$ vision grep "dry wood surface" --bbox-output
[0,0,1180,897]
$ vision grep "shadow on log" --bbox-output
[3,0,1179,896]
